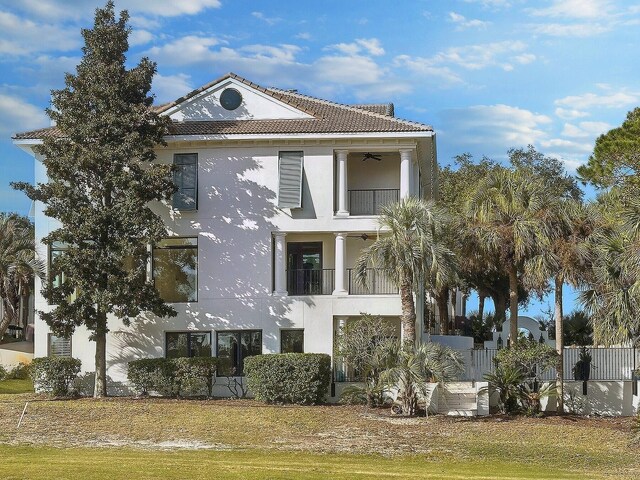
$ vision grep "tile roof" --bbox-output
[13,73,432,140]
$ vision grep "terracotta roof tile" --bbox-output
[13,73,432,140]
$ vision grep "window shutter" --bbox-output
[49,335,72,357]
[173,154,198,210]
[278,151,303,208]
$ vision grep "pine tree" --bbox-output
[13,1,176,397]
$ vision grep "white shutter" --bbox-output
[278,151,303,208]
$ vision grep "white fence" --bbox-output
[463,347,640,382]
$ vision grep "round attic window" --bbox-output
[220,88,243,110]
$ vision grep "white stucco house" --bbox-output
[13,73,437,395]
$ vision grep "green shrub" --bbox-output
[172,357,218,397]
[7,363,30,380]
[127,358,176,396]
[30,357,81,397]
[127,357,218,397]
[0,365,7,381]
[244,353,331,405]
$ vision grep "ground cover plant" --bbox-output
[0,395,637,479]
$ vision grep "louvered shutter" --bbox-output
[173,153,198,210]
[278,151,303,208]
[49,335,72,357]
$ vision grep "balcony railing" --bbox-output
[348,189,399,216]
[287,269,335,295]
[347,268,397,295]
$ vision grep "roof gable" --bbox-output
[159,75,314,122]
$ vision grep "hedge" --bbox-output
[30,357,82,397]
[127,357,218,397]
[244,353,331,405]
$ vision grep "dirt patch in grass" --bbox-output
[0,395,637,477]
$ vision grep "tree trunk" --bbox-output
[508,264,519,345]
[554,275,564,414]
[94,309,108,398]
[399,280,416,345]
[491,292,508,324]
[436,286,449,335]
[478,295,485,322]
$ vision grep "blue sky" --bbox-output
[1,0,639,318]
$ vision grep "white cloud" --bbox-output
[561,121,611,138]
[555,107,589,120]
[514,53,536,64]
[528,0,613,19]
[146,36,222,65]
[393,55,463,85]
[129,29,154,47]
[251,11,282,26]
[529,22,609,37]
[314,55,384,85]
[0,11,79,55]
[431,41,528,70]
[295,32,312,40]
[448,12,490,30]
[0,94,48,135]
[152,73,193,104]
[555,90,640,109]
[463,0,512,7]
[439,104,552,151]
[327,38,385,57]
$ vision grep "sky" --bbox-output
[1,0,639,318]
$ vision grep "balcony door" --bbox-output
[287,242,322,295]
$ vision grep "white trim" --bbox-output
[164,131,434,142]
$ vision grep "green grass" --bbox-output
[0,397,637,479]
[0,378,33,394]
[0,445,608,480]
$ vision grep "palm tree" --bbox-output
[0,215,45,339]
[524,200,596,412]
[381,342,464,416]
[354,197,455,344]
[465,169,556,344]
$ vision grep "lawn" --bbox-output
[0,378,33,394]
[0,396,637,479]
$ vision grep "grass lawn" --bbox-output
[0,378,33,394]
[0,396,637,479]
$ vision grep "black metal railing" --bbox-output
[347,268,397,295]
[348,189,399,216]
[287,269,335,295]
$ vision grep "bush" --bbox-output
[7,363,30,380]
[0,365,7,381]
[244,353,331,405]
[30,357,81,397]
[127,357,218,397]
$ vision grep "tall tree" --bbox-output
[0,214,44,338]
[465,169,555,343]
[577,108,640,190]
[355,197,455,344]
[13,2,176,397]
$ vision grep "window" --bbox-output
[287,242,324,295]
[277,151,303,208]
[216,330,262,376]
[165,331,212,358]
[153,238,198,302]
[48,334,71,357]
[173,153,198,210]
[49,242,68,289]
[281,329,304,353]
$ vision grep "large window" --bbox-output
[165,331,211,358]
[216,330,262,376]
[153,238,198,302]
[173,153,198,210]
[281,329,304,353]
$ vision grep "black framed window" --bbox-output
[281,329,304,353]
[49,241,68,289]
[287,242,322,295]
[165,331,212,358]
[173,153,198,210]
[216,330,262,376]
[153,237,198,302]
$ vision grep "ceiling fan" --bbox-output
[362,152,382,161]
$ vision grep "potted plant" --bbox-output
[572,347,592,381]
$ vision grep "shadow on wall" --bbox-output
[108,153,316,377]
[175,99,254,121]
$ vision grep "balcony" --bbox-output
[347,268,397,295]
[348,189,399,216]
[287,269,335,295]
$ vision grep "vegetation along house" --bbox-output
[13,73,438,394]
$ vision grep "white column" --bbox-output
[336,150,349,216]
[332,232,348,295]
[273,232,287,296]
[399,149,413,199]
